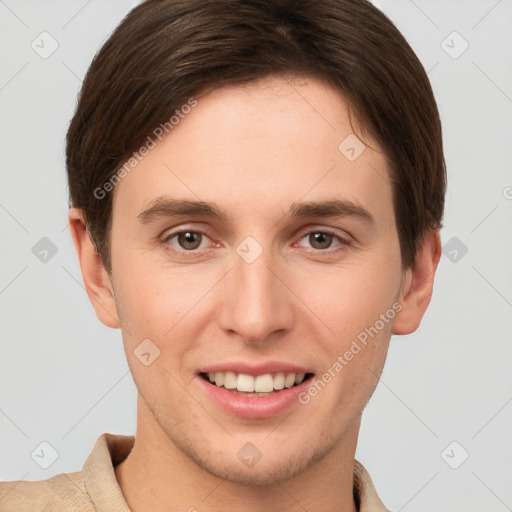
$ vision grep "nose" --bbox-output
[217,242,296,345]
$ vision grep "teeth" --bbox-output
[284,373,296,388]
[274,372,285,390]
[254,374,274,393]
[223,371,237,389]
[205,371,308,393]
[237,373,255,392]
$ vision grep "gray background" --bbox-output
[1,1,511,510]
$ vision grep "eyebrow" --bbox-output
[137,196,374,225]
[138,197,230,224]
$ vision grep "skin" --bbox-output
[69,76,441,512]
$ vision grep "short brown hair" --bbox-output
[66,0,446,275]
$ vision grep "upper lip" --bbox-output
[198,360,313,376]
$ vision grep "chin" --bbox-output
[196,453,316,487]
[174,426,332,487]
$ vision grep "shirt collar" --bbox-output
[83,433,132,512]
[83,433,389,512]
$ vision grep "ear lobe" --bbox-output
[68,207,121,329]
[392,229,442,336]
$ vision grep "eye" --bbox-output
[163,230,212,252]
[296,229,351,252]
[161,227,351,256]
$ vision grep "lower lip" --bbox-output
[196,374,313,419]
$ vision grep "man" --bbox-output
[1,0,445,510]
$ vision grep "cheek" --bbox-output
[314,314,392,420]
[112,253,187,332]
[112,258,214,376]
[298,255,399,391]
[305,260,400,336]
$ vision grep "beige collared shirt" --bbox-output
[0,433,390,511]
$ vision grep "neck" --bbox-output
[115,396,360,512]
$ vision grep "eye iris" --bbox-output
[310,232,332,250]
[173,232,336,251]
[178,231,201,250]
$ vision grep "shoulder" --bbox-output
[0,470,96,512]
[353,459,392,512]
[0,432,134,512]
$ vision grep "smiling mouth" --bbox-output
[199,371,315,396]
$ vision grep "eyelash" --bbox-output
[161,227,351,257]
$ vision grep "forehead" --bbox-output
[111,76,394,230]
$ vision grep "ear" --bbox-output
[392,229,442,335]
[68,207,121,329]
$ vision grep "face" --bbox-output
[107,76,406,485]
